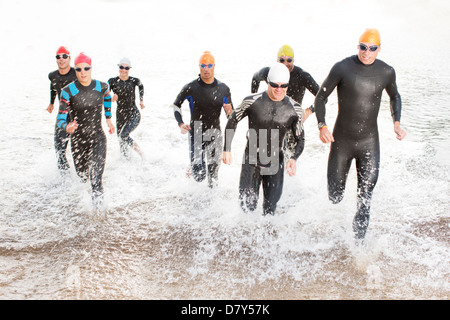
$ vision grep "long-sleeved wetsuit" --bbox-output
[57,80,112,204]
[172,77,233,187]
[314,55,402,238]
[48,67,77,171]
[108,76,144,157]
[224,91,305,215]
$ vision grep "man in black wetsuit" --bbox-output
[314,28,407,239]
[47,46,77,172]
[108,57,145,159]
[251,44,320,121]
[57,52,115,208]
[172,51,233,188]
[223,63,305,216]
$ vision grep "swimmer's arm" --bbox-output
[314,74,339,124]
[103,88,115,134]
[314,64,341,143]
[56,90,70,131]
[385,68,402,123]
[251,67,269,93]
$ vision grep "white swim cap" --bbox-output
[118,57,131,67]
[267,63,290,84]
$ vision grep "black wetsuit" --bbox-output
[48,67,77,171]
[108,76,144,157]
[173,77,233,187]
[224,92,305,215]
[314,55,402,238]
[57,80,112,204]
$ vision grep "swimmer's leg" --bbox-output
[119,111,141,158]
[71,137,89,183]
[205,133,222,188]
[353,146,380,239]
[261,161,284,215]
[327,141,353,204]
[54,124,70,172]
[239,163,261,213]
[189,132,206,182]
[89,135,107,208]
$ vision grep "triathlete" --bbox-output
[172,51,233,188]
[108,57,145,159]
[314,28,407,239]
[251,44,320,122]
[57,52,115,208]
[47,46,77,172]
[223,63,305,216]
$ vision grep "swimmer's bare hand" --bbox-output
[319,126,334,143]
[179,123,191,134]
[223,103,233,115]
[286,158,297,177]
[222,151,232,165]
[106,119,115,134]
[66,120,78,134]
[394,122,406,141]
[47,104,54,114]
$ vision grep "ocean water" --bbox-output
[0,0,448,299]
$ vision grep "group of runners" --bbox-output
[47,28,406,239]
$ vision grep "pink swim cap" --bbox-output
[74,52,92,66]
[56,46,70,55]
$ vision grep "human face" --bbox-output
[119,64,131,79]
[199,63,215,84]
[357,42,380,65]
[56,53,71,71]
[75,63,92,86]
[267,81,288,101]
[278,55,294,72]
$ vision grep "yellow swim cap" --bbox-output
[199,51,215,65]
[277,45,294,58]
[359,28,381,45]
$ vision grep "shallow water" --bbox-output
[0,0,449,300]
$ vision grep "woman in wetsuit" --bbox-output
[57,52,115,208]
[224,63,305,216]
[108,57,145,159]
[314,29,407,239]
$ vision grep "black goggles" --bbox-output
[268,82,289,88]
[279,57,293,63]
[75,66,92,72]
[56,54,69,59]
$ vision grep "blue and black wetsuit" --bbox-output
[172,77,233,187]
[57,80,112,203]
[224,92,305,215]
[48,67,77,171]
[108,76,144,157]
[314,55,402,238]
